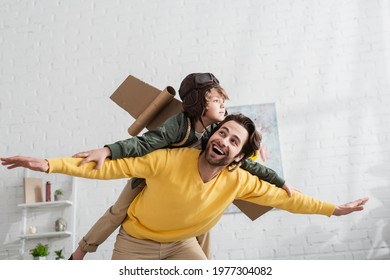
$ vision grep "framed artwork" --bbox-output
[225,103,284,214]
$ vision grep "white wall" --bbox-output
[1,0,389,260]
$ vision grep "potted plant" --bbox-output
[30,242,49,260]
[54,188,63,201]
[54,249,65,260]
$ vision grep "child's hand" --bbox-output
[259,145,270,162]
[72,147,112,169]
[281,183,301,198]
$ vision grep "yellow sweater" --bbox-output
[48,148,335,242]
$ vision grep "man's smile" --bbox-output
[212,144,225,156]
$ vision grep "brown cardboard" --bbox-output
[109,74,272,221]
[24,177,43,203]
[232,200,272,221]
[110,75,182,136]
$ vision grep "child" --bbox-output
[69,73,293,260]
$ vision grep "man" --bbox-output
[1,114,369,260]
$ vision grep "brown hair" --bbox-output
[204,87,229,113]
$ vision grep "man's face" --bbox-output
[204,120,249,167]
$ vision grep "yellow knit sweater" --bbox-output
[48,148,335,242]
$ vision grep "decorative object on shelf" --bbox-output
[18,176,75,258]
[45,181,51,202]
[28,226,37,234]
[54,249,65,260]
[55,218,67,232]
[54,188,63,201]
[24,177,43,203]
[30,242,49,260]
[18,200,73,239]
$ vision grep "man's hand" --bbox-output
[333,197,369,216]
[72,147,111,169]
[0,156,49,172]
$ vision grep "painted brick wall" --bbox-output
[1,0,389,260]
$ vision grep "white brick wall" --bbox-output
[1,0,389,260]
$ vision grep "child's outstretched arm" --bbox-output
[240,158,299,197]
[73,113,189,169]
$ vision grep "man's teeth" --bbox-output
[213,145,224,155]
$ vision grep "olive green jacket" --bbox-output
[106,112,285,188]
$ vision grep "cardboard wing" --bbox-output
[232,200,273,221]
[110,75,183,136]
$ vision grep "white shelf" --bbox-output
[18,176,77,259]
[20,231,72,240]
[18,200,72,209]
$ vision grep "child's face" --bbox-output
[203,88,226,124]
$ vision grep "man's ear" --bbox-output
[233,153,245,164]
[228,154,245,172]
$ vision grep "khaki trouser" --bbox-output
[112,227,207,260]
[78,179,211,259]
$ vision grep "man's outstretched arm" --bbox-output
[1,155,135,180]
[237,172,369,218]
